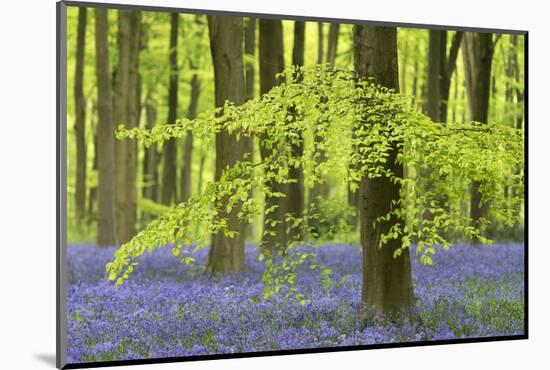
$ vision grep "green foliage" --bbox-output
[106,65,524,300]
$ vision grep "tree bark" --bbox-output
[160,13,179,205]
[114,10,140,244]
[426,30,444,122]
[286,20,306,241]
[180,16,204,204]
[354,25,414,312]
[242,17,257,242]
[94,9,117,246]
[206,15,247,273]
[326,23,339,68]
[143,103,158,201]
[259,19,287,250]
[462,32,495,229]
[317,23,324,65]
[74,7,87,223]
[87,103,98,221]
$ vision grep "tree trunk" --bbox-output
[426,30,443,122]
[244,18,256,101]
[206,15,247,273]
[287,20,306,242]
[94,9,117,246]
[354,25,414,313]
[462,32,494,229]
[242,17,256,242]
[160,13,179,205]
[326,23,339,68]
[114,10,140,244]
[180,72,200,203]
[259,19,287,250]
[87,103,98,222]
[74,7,87,224]
[317,23,324,65]
[440,32,463,122]
[143,103,158,201]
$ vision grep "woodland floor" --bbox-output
[66,242,525,364]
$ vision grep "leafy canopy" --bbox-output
[106,65,524,300]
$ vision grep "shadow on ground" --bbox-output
[34,353,56,367]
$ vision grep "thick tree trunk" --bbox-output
[94,9,117,246]
[259,19,288,250]
[74,7,87,223]
[160,13,179,205]
[114,10,140,244]
[143,103,158,201]
[463,32,494,229]
[207,15,247,273]
[354,25,414,312]
[286,20,306,242]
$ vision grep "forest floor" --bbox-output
[66,242,525,364]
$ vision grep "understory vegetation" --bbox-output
[67,242,524,362]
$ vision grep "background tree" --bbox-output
[259,19,287,250]
[206,15,248,273]
[73,7,87,224]
[94,8,117,246]
[114,10,141,244]
[462,32,496,229]
[160,13,179,205]
[180,16,204,203]
[286,20,306,241]
[426,30,463,122]
[354,25,414,312]
[143,101,159,201]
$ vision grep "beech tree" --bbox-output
[354,25,414,311]
[160,13,179,205]
[426,30,463,122]
[259,19,287,250]
[94,8,117,246]
[287,20,306,241]
[114,10,141,244]
[462,32,495,229]
[206,15,248,273]
[73,7,87,223]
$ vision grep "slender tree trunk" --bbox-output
[259,19,287,250]
[197,151,206,195]
[180,73,200,203]
[354,25,414,313]
[143,103,158,201]
[74,7,87,224]
[317,23,324,65]
[161,13,179,205]
[244,18,257,102]
[180,17,204,204]
[243,17,257,242]
[87,103,98,222]
[287,20,306,241]
[426,30,443,122]
[114,10,140,244]
[94,9,117,246]
[462,32,495,230]
[206,15,247,273]
[440,32,463,122]
[326,23,339,68]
